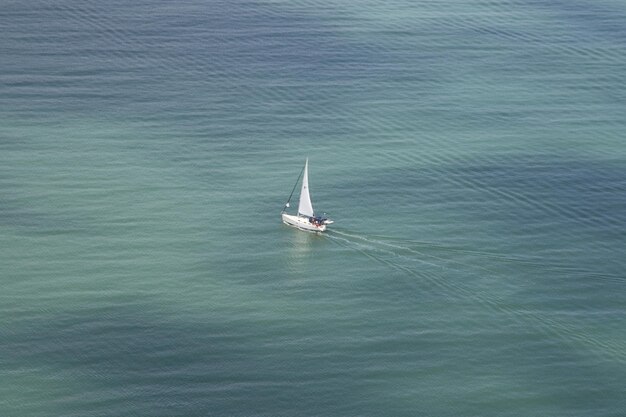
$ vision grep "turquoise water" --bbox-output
[1,0,625,415]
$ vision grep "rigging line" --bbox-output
[282,163,305,213]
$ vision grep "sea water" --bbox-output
[1,1,625,415]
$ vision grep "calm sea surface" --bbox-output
[1,1,625,415]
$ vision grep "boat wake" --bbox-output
[328,228,530,274]
[326,228,505,300]
[324,228,626,364]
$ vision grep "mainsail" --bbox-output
[298,158,315,217]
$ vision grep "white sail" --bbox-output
[298,158,315,217]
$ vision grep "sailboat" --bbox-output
[281,158,333,232]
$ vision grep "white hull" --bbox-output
[282,213,327,232]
